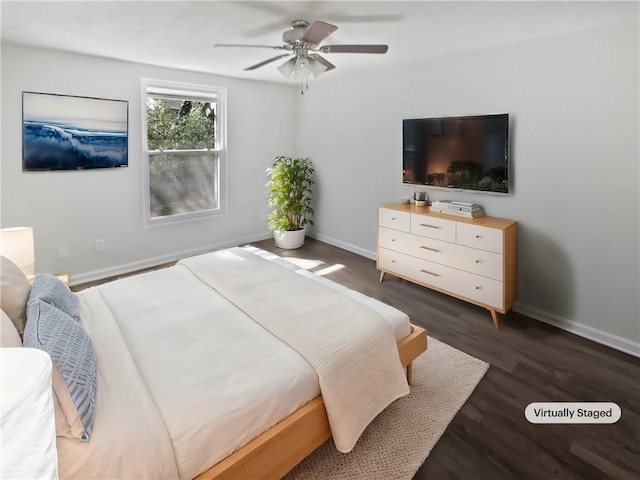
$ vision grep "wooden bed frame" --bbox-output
[195,323,427,480]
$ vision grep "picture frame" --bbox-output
[22,91,128,171]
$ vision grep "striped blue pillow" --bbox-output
[29,273,79,320]
[23,299,97,441]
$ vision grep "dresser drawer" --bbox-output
[378,208,410,232]
[453,245,503,281]
[378,248,503,308]
[403,234,458,266]
[410,214,456,242]
[456,223,503,254]
[379,227,412,252]
[413,240,504,281]
[378,247,452,292]
[379,227,452,262]
[454,270,503,309]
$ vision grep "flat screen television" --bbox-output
[402,113,509,193]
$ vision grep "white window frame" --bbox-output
[141,78,227,227]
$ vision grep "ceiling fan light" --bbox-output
[291,57,310,80]
[277,55,328,86]
[309,58,329,78]
[277,58,296,79]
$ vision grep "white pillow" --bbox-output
[0,348,58,479]
[1,309,22,347]
[0,256,32,336]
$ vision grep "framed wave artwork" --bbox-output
[22,92,128,171]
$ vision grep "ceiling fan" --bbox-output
[214,20,388,93]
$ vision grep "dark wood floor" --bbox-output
[251,238,640,480]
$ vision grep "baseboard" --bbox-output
[70,232,272,286]
[310,233,377,260]
[514,303,640,358]
[314,234,640,359]
[71,231,639,359]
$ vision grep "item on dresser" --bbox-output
[413,191,427,201]
[377,203,517,328]
[413,192,428,207]
[430,201,485,218]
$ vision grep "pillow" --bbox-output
[29,273,79,320]
[0,348,58,479]
[0,256,32,336]
[51,364,86,439]
[1,309,22,347]
[23,299,97,441]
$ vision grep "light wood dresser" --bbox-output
[377,203,517,328]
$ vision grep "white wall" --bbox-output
[297,22,640,355]
[1,43,297,283]
[2,22,638,356]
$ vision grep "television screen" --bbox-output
[23,92,128,171]
[403,113,509,193]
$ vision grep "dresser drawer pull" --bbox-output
[475,259,481,264]
[420,269,440,277]
[420,223,440,229]
[391,217,397,220]
[475,286,481,290]
[475,235,481,238]
[420,246,440,253]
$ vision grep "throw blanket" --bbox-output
[179,247,410,453]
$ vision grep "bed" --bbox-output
[1,246,427,479]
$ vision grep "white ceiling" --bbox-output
[1,1,636,85]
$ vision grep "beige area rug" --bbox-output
[285,337,489,480]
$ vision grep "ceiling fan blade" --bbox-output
[319,44,389,54]
[244,54,292,71]
[214,43,289,51]
[310,54,336,71]
[300,21,338,45]
[318,13,405,24]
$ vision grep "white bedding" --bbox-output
[57,287,179,479]
[179,247,410,453]
[56,247,411,479]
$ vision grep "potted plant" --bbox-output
[266,156,315,249]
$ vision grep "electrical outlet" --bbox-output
[95,239,105,252]
[57,246,69,259]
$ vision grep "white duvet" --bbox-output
[56,247,410,479]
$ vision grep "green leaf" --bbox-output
[147,98,215,150]
[266,156,314,231]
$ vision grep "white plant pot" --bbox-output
[273,228,306,250]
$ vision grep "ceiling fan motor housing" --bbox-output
[283,20,311,45]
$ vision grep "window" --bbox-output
[142,79,226,225]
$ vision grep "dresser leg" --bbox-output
[379,270,386,282]
[406,363,413,385]
[490,309,500,329]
